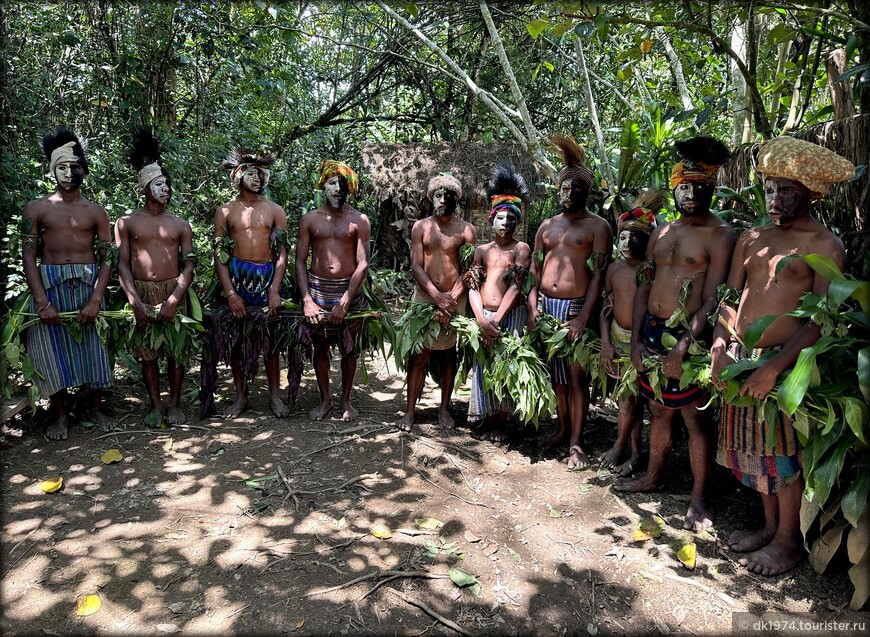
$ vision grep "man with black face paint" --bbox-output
[396,174,476,432]
[711,136,853,576]
[614,136,736,533]
[528,135,612,469]
[22,128,115,440]
[116,128,195,426]
[296,160,371,422]
[599,191,662,476]
[465,163,531,443]
[213,148,289,419]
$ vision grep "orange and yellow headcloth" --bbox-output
[318,160,359,198]
[668,136,731,190]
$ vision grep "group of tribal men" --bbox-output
[21,126,855,579]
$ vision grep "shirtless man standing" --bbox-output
[296,160,371,422]
[712,136,853,575]
[116,128,194,426]
[214,148,289,419]
[615,136,736,531]
[598,192,661,475]
[396,174,476,432]
[466,163,531,443]
[528,135,612,469]
[22,128,115,440]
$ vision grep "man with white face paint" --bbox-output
[527,135,612,469]
[711,136,853,576]
[598,190,661,476]
[115,128,195,426]
[296,160,371,422]
[465,163,531,443]
[396,173,476,432]
[210,147,289,419]
[21,128,115,440]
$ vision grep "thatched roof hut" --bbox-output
[361,141,549,269]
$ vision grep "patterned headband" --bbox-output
[318,160,359,197]
[488,195,523,223]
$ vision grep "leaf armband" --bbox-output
[462,264,486,291]
[533,249,545,268]
[214,235,236,265]
[601,289,615,318]
[459,244,476,272]
[94,238,119,269]
[502,264,529,291]
[586,250,608,274]
[716,283,741,309]
[636,259,656,287]
[270,228,294,255]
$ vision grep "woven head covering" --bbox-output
[486,163,528,223]
[618,189,663,235]
[669,136,731,190]
[222,148,276,188]
[318,160,359,198]
[426,174,462,201]
[42,128,88,175]
[129,127,168,192]
[756,135,854,200]
[550,135,595,192]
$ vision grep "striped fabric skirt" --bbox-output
[132,278,188,362]
[638,312,707,409]
[307,271,367,336]
[716,339,802,495]
[25,264,112,397]
[229,257,274,307]
[468,304,528,423]
[537,293,584,385]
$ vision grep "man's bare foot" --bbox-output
[567,445,590,469]
[728,527,775,553]
[683,500,714,531]
[226,395,248,419]
[340,402,358,422]
[270,395,290,419]
[739,539,804,576]
[613,473,661,493]
[599,445,623,469]
[396,413,414,432]
[614,453,640,477]
[45,415,69,441]
[309,400,332,421]
[544,429,568,451]
[489,425,509,444]
[166,406,187,426]
[90,409,116,432]
[438,410,456,429]
[145,406,164,427]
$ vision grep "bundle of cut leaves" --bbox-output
[637,332,715,405]
[525,313,609,399]
[716,254,869,610]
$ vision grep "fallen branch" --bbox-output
[413,467,492,509]
[305,570,446,597]
[385,587,476,637]
[276,464,300,509]
[660,570,735,606]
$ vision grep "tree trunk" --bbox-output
[768,39,792,127]
[825,48,856,120]
[655,26,693,111]
[574,37,613,191]
[730,17,749,146]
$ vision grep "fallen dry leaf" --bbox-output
[371,524,392,539]
[677,542,697,570]
[167,602,186,614]
[632,515,666,542]
[155,623,181,633]
[101,449,123,464]
[463,530,481,543]
[40,477,63,494]
[292,618,305,630]
[74,594,101,616]
[414,517,444,530]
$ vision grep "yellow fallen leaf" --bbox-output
[40,476,63,493]
[677,542,697,570]
[632,515,665,541]
[75,594,102,616]
[415,517,444,530]
[101,449,123,464]
[293,618,305,630]
[640,38,654,54]
[371,524,392,539]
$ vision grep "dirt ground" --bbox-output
[1,353,865,637]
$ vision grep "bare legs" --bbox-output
[45,387,114,441]
[396,348,457,432]
[599,395,643,476]
[309,335,358,422]
[734,477,805,575]
[545,364,591,469]
[227,348,288,419]
[141,358,189,425]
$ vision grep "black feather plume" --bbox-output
[673,136,731,167]
[129,127,162,170]
[41,127,88,171]
[485,162,530,201]
[222,147,277,170]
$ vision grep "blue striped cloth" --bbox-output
[229,257,275,307]
[25,264,112,397]
[537,293,585,385]
[468,304,527,423]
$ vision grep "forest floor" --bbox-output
[1,354,866,637]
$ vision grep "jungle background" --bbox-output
[1,1,869,635]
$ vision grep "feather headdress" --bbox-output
[485,163,528,222]
[222,147,276,188]
[129,127,167,191]
[550,134,594,191]
[669,136,731,189]
[42,127,88,174]
[618,189,663,235]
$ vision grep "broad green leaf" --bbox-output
[826,278,863,313]
[526,18,550,39]
[859,347,870,404]
[802,253,843,282]
[743,314,779,351]
[842,397,869,444]
[660,331,678,349]
[777,337,838,416]
[841,470,870,527]
[807,433,853,506]
[448,567,481,596]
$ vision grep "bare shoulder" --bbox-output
[812,224,845,259]
[515,241,531,257]
[168,213,193,232]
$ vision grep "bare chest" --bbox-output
[542,223,593,251]
[654,228,709,267]
[423,226,463,253]
[227,206,273,233]
[311,217,356,241]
